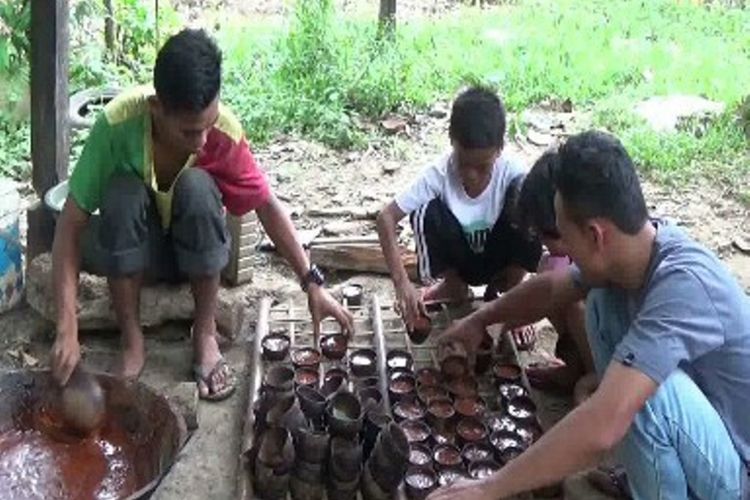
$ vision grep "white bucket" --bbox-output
[0,179,23,314]
[44,179,69,214]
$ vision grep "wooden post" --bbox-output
[378,0,396,34]
[104,0,115,53]
[28,0,70,260]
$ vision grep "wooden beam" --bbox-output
[309,244,417,279]
[29,0,70,259]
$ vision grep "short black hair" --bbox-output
[154,29,222,113]
[555,131,648,235]
[449,86,506,149]
[518,150,560,237]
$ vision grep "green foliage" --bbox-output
[0,121,29,179]
[0,1,30,181]
[623,112,749,182]
[69,0,180,88]
[220,0,749,180]
[0,0,180,180]
[113,0,159,64]
[0,0,748,184]
[0,0,29,75]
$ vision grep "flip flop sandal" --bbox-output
[193,357,237,402]
[511,324,537,351]
[587,465,632,499]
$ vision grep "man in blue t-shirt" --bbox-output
[429,131,750,500]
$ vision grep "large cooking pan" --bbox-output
[0,370,187,499]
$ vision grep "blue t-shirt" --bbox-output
[574,220,750,464]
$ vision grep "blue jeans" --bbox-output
[586,288,746,500]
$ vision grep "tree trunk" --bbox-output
[378,0,396,35]
[104,0,115,52]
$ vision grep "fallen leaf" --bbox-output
[21,352,38,367]
[380,117,408,135]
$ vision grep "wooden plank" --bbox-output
[310,235,379,247]
[309,244,417,280]
[28,0,69,259]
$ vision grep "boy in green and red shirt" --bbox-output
[51,29,353,400]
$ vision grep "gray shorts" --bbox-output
[82,169,230,282]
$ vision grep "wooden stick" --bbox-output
[371,295,392,414]
[237,296,272,500]
[309,235,380,247]
[306,207,379,219]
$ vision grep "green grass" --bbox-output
[215,0,750,180]
[1,0,748,183]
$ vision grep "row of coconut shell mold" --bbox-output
[385,335,543,499]
[251,302,410,499]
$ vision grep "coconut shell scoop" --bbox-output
[60,366,106,436]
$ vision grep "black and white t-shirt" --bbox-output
[395,151,526,253]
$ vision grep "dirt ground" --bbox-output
[0,2,748,498]
[0,100,748,499]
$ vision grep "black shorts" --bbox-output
[409,198,541,286]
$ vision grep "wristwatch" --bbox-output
[301,265,325,292]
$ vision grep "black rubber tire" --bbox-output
[69,87,121,130]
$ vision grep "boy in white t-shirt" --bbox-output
[377,87,542,339]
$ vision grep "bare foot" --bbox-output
[113,333,145,381]
[422,272,470,303]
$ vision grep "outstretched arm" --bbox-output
[50,197,90,386]
[440,268,586,352]
[256,194,354,337]
[377,201,426,329]
[428,361,656,499]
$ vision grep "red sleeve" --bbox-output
[196,129,271,216]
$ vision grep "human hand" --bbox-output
[395,281,427,330]
[307,285,354,341]
[51,319,81,386]
[438,313,487,355]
